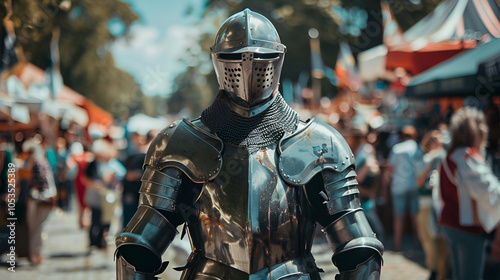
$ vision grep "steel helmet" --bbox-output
[211,9,286,109]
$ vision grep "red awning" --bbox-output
[386,40,477,75]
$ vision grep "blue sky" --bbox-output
[111,0,213,96]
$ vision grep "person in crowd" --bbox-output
[415,130,448,280]
[346,123,385,244]
[439,106,500,280]
[23,138,57,265]
[85,138,124,251]
[383,125,422,250]
[54,137,70,210]
[74,142,93,229]
[121,130,156,228]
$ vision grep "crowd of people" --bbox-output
[0,120,159,265]
[341,105,500,280]
[0,103,500,280]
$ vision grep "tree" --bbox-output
[11,0,140,117]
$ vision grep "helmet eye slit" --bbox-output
[218,53,242,60]
[253,53,280,60]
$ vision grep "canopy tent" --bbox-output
[404,0,500,43]
[405,38,500,98]
[359,0,500,81]
[16,62,113,128]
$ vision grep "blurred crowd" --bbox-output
[0,102,500,280]
[0,118,159,266]
[339,103,500,280]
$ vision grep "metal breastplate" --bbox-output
[188,143,316,275]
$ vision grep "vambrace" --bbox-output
[320,169,383,279]
[115,166,183,279]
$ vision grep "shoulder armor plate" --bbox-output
[278,119,355,186]
[144,119,223,183]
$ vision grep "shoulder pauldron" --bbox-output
[144,119,223,183]
[278,119,355,186]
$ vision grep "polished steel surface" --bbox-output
[321,169,361,215]
[336,255,381,280]
[211,9,285,54]
[212,50,284,106]
[180,254,318,280]
[322,209,376,253]
[144,119,223,183]
[116,255,161,280]
[116,205,177,269]
[188,143,316,275]
[211,9,285,107]
[278,119,355,186]
[139,166,182,211]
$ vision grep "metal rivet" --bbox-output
[298,180,301,183]
[239,41,243,45]
[169,124,174,128]
[334,166,338,169]
[342,161,345,165]
[253,40,257,44]
[293,179,296,183]
[345,156,348,159]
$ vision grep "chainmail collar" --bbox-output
[201,92,299,152]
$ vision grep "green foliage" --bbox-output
[11,0,140,117]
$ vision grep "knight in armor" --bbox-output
[115,9,383,280]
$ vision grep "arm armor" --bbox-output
[321,170,383,280]
[115,167,181,278]
[278,119,383,279]
[115,119,223,280]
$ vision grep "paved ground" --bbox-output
[0,207,432,280]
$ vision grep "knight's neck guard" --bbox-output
[201,92,299,152]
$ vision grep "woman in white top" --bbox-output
[439,107,500,280]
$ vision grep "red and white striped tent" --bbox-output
[359,0,500,81]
